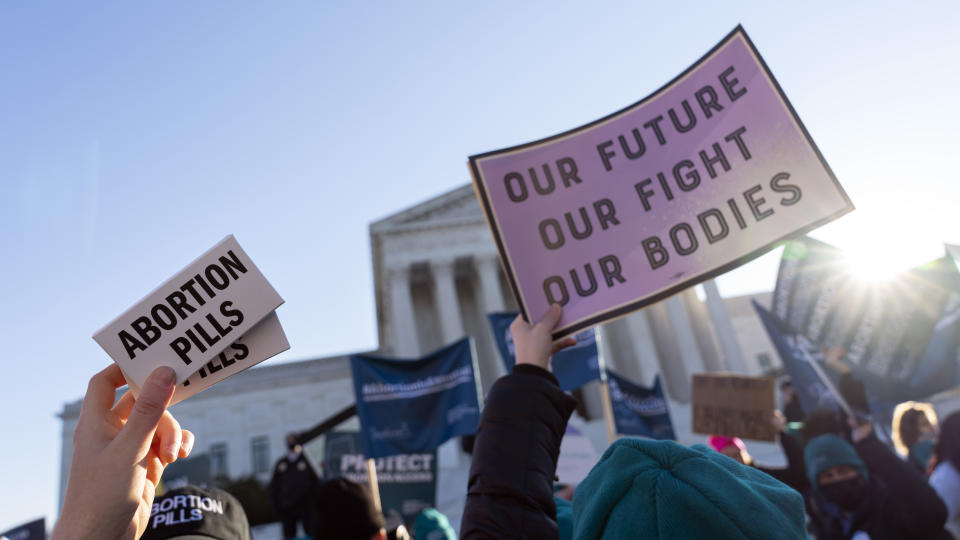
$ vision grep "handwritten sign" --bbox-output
[93,235,284,388]
[469,26,853,339]
[691,373,776,441]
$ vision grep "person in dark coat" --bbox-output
[461,305,807,539]
[460,305,578,538]
[271,433,319,540]
[312,477,386,540]
[804,420,949,540]
[708,425,809,494]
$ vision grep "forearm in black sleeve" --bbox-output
[460,366,579,539]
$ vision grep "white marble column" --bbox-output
[703,279,747,373]
[432,258,465,344]
[475,256,505,314]
[388,265,419,356]
[474,255,507,386]
[665,295,706,377]
[622,311,662,387]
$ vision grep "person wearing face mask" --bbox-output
[271,432,319,540]
[804,418,949,540]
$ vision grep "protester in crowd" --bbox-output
[708,435,750,464]
[271,432,319,540]
[803,416,948,539]
[412,508,456,540]
[141,485,252,540]
[461,304,807,539]
[930,412,960,538]
[51,365,194,540]
[312,477,386,540]
[803,407,849,443]
[708,412,807,492]
[781,379,805,423]
[893,401,939,474]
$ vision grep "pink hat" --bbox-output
[708,435,746,453]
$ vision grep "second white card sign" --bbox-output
[126,311,290,404]
[93,235,284,388]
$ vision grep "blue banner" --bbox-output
[1,518,45,540]
[754,301,840,415]
[607,371,675,440]
[488,312,600,391]
[350,338,481,459]
[324,431,437,526]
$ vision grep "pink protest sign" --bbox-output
[469,26,853,340]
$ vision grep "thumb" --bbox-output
[535,304,563,330]
[116,366,175,454]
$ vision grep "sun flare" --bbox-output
[842,249,904,283]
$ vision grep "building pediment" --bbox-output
[370,184,483,234]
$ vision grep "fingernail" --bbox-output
[153,366,176,388]
[164,442,179,463]
[182,438,194,457]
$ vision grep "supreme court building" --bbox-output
[58,184,779,531]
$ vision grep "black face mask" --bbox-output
[821,476,867,512]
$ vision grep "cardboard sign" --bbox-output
[93,235,284,387]
[691,373,776,441]
[126,311,289,404]
[469,26,853,339]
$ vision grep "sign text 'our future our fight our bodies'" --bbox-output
[94,235,285,387]
[469,26,853,339]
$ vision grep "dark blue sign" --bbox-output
[1,518,45,540]
[754,301,840,415]
[607,371,675,440]
[324,431,437,526]
[488,312,600,391]
[350,338,481,459]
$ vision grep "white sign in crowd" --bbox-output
[93,235,289,400]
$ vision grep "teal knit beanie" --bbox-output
[804,434,869,490]
[572,438,807,540]
[412,508,456,540]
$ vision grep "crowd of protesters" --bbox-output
[49,304,960,539]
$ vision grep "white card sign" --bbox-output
[93,235,284,387]
[127,311,289,404]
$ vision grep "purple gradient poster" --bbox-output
[469,26,853,340]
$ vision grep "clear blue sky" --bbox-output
[2,1,958,531]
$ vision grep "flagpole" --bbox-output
[468,337,485,410]
[595,325,617,444]
[800,345,855,418]
[365,458,383,512]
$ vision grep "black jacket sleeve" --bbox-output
[460,365,579,539]
[856,431,948,538]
